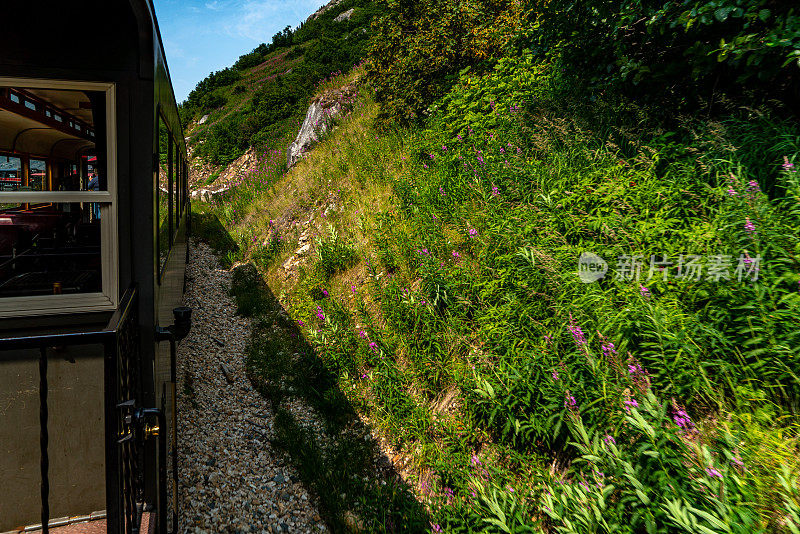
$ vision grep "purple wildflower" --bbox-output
[672,407,695,433]
[452,251,461,259]
[603,434,616,445]
[297,320,304,326]
[705,467,722,479]
[315,306,325,321]
[624,398,639,411]
[322,289,329,297]
[468,228,478,237]
[369,342,378,352]
[782,157,795,172]
[568,314,587,347]
[565,393,578,411]
[491,185,499,197]
[359,330,367,339]
[351,285,357,294]
[744,218,755,233]
[746,180,760,193]
[432,525,442,533]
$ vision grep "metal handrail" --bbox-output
[0,286,135,353]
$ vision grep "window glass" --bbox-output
[0,83,113,311]
[158,116,171,273]
[0,157,22,191]
[9,92,20,104]
[28,159,47,190]
[173,142,180,232]
[0,202,102,297]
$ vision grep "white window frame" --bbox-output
[0,78,118,318]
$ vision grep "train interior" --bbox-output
[0,87,105,298]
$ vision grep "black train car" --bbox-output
[0,2,190,533]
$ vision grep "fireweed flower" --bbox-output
[552,370,559,381]
[369,342,378,352]
[705,467,722,479]
[468,228,478,237]
[432,524,442,533]
[568,314,587,347]
[603,434,616,445]
[315,307,325,321]
[624,398,639,411]
[746,180,760,193]
[783,156,795,172]
[565,393,578,414]
[744,218,756,233]
[491,185,499,196]
[640,285,651,298]
[671,406,695,432]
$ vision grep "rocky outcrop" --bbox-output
[286,84,357,169]
[190,147,259,201]
[334,8,355,22]
[306,0,344,22]
[286,101,336,169]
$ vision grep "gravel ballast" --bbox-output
[177,241,326,533]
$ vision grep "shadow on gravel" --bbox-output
[193,217,431,533]
[190,209,239,268]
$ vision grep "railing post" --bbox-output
[39,347,49,534]
[104,338,121,534]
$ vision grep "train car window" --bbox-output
[28,159,47,190]
[158,115,171,273]
[0,81,115,312]
[173,140,180,231]
[0,157,22,191]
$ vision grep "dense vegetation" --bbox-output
[188,0,800,531]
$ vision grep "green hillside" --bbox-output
[187,1,800,532]
[181,0,381,167]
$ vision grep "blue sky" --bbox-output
[154,0,327,103]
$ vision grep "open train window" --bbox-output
[157,113,171,275]
[0,78,117,317]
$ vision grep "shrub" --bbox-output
[314,224,358,277]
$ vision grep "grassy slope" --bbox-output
[192,63,800,531]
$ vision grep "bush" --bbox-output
[366,0,526,123]
[314,224,358,277]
